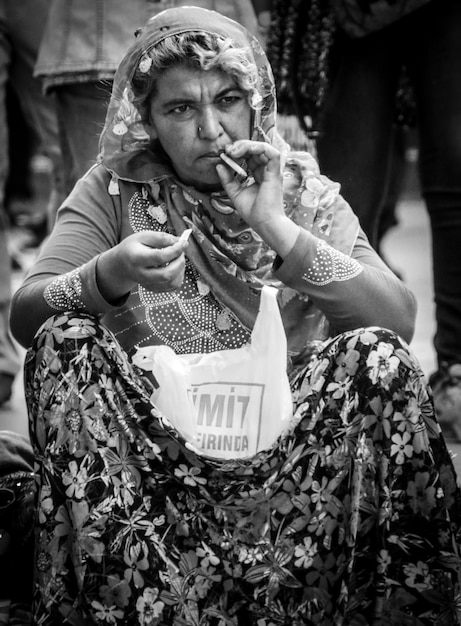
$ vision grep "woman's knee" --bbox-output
[314,326,424,397]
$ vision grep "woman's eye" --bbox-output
[171,104,192,115]
[219,95,241,106]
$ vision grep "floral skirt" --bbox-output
[24,313,461,625]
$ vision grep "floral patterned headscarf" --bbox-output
[99,6,359,364]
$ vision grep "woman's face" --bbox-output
[146,64,252,191]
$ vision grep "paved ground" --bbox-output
[2,156,461,478]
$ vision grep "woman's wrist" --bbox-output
[96,250,134,304]
[256,215,300,259]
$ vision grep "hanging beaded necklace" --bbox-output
[265,0,416,136]
[265,0,336,136]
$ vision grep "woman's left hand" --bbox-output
[216,140,300,258]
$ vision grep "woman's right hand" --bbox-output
[217,140,300,259]
[97,231,189,303]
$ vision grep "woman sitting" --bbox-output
[10,6,461,625]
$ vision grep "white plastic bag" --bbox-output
[133,286,293,459]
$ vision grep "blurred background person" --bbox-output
[265,0,461,441]
[34,0,261,201]
[0,0,62,407]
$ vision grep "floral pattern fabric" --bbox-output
[25,313,461,625]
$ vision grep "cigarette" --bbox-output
[178,228,193,244]
[219,152,249,182]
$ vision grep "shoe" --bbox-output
[429,363,461,443]
[0,374,14,407]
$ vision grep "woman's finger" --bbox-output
[226,139,278,161]
[225,141,280,182]
[216,163,257,200]
[140,253,186,291]
[142,230,191,268]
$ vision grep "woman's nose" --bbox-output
[197,107,222,140]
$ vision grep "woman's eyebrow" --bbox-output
[161,85,243,109]
[214,86,243,98]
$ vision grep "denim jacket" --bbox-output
[34,0,260,90]
[34,0,155,89]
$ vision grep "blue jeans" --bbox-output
[0,0,62,376]
[316,0,461,369]
[54,81,113,194]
